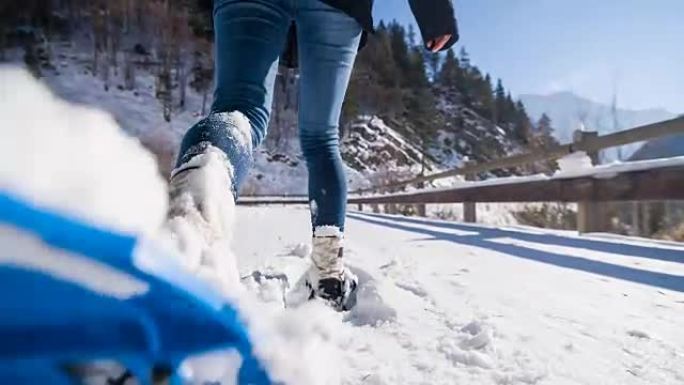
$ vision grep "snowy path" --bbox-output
[4,65,681,384]
[234,206,684,385]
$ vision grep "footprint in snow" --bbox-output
[345,266,398,327]
[459,321,494,350]
[626,330,650,339]
[378,259,400,271]
[286,242,311,258]
[395,281,429,298]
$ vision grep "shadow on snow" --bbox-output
[348,212,684,293]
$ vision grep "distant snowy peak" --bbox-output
[520,92,676,144]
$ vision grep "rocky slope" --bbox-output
[11,40,525,195]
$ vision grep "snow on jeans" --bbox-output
[176,0,362,233]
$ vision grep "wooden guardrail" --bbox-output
[238,162,684,232]
[347,164,684,204]
[352,116,684,194]
[239,117,684,233]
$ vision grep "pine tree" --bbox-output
[513,100,533,145]
[459,46,471,70]
[536,113,554,137]
[438,48,459,87]
[530,113,559,171]
[504,93,517,129]
[407,24,417,47]
[476,74,495,121]
[388,22,411,84]
[344,21,404,122]
[405,25,439,140]
[494,79,507,124]
[424,50,440,83]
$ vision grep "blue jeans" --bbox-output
[177,0,362,233]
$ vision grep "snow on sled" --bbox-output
[0,191,272,385]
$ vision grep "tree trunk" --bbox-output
[201,87,209,115]
[92,37,99,76]
[110,35,119,73]
[161,67,172,121]
[124,51,135,90]
[123,0,131,33]
[160,56,173,121]
[103,57,110,91]
[178,63,187,109]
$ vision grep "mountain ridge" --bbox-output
[520,91,677,161]
[520,91,676,142]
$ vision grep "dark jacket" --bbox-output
[282,0,459,68]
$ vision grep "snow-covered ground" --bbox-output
[240,206,684,385]
[4,54,684,385]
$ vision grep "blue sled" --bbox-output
[0,191,272,385]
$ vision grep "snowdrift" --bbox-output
[0,67,339,385]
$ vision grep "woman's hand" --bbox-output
[426,34,452,52]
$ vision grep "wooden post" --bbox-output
[664,200,673,229]
[631,201,640,236]
[641,202,653,236]
[386,185,400,214]
[357,203,363,212]
[415,182,426,217]
[463,162,477,223]
[464,203,476,223]
[386,203,397,215]
[577,199,608,233]
[574,130,608,233]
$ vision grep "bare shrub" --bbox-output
[513,203,577,230]
[655,222,684,242]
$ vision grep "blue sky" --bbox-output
[373,0,683,113]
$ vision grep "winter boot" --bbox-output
[306,229,358,311]
[166,146,241,292]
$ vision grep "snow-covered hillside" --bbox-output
[15,43,441,194]
[434,87,522,173]
[10,30,538,199]
[6,44,566,227]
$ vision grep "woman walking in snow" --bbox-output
[169,0,458,310]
